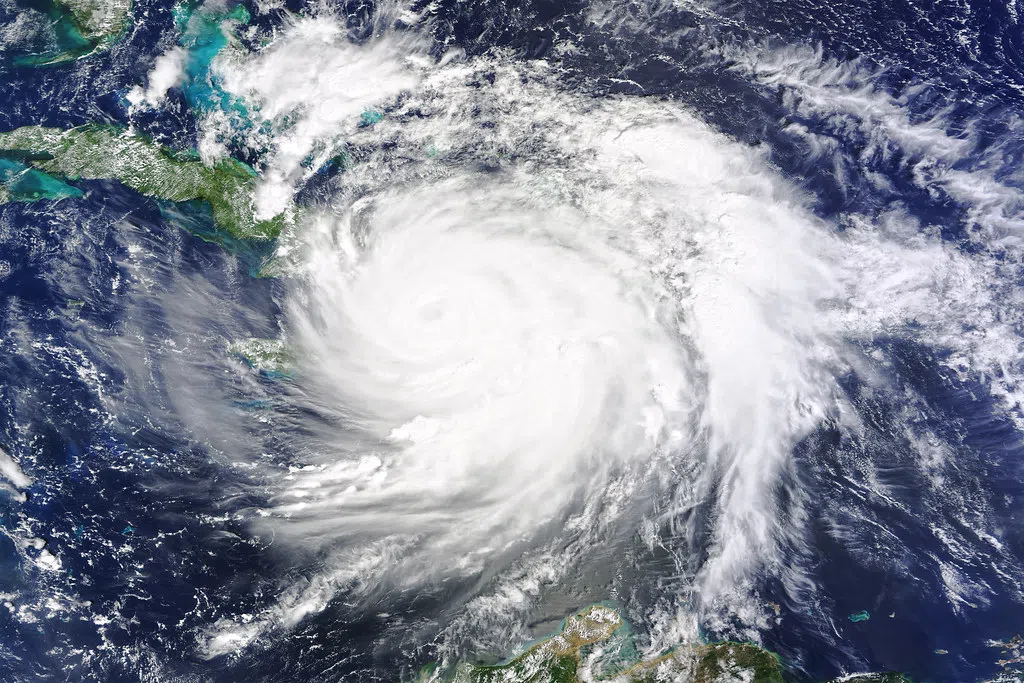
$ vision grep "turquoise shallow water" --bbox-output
[13,0,106,65]
[178,3,255,128]
[0,158,83,201]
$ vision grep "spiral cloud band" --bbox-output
[275,180,694,569]
[192,16,1017,657]
[189,39,852,651]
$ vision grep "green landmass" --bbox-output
[420,605,913,683]
[620,639,786,683]
[432,606,623,683]
[0,125,283,239]
[228,337,293,376]
[56,0,131,43]
[15,0,131,65]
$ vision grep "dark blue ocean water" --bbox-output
[1,0,1023,681]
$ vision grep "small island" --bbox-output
[228,338,293,377]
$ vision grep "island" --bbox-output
[420,605,912,683]
[0,125,284,240]
[228,338,293,377]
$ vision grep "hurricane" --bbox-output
[2,0,1024,681]
[199,47,859,657]
[278,178,691,548]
